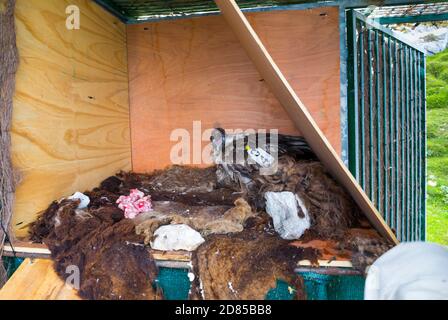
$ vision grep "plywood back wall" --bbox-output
[127,7,341,172]
[12,0,131,238]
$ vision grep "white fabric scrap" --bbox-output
[365,242,448,300]
[264,191,310,240]
[68,192,90,209]
[150,224,205,251]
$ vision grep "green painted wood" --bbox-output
[410,48,415,240]
[388,36,394,231]
[377,13,448,25]
[417,50,422,240]
[400,43,406,241]
[382,33,388,225]
[420,52,427,240]
[413,50,418,241]
[368,30,374,201]
[94,0,432,24]
[359,28,366,190]
[347,10,360,181]
[375,30,381,213]
[394,39,400,236]
[405,46,410,241]
[350,11,424,52]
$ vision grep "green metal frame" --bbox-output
[346,10,426,242]
[93,0,430,24]
[376,13,448,25]
[95,0,129,22]
[94,0,327,23]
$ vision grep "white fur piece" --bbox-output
[150,224,205,251]
[264,191,310,240]
[68,192,90,209]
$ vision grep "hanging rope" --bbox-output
[0,0,19,287]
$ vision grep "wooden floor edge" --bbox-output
[2,242,191,262]
[3,242,354,270]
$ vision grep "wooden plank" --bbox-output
[298,260,353,268]
[3,242,51,259]
[0,259,81,300]
[11,0,131,238]
[214,0,398,244]
[0,238,359,299]
[127,7,341,172]
[3,240,353,268]
[2,241,192,263]
[151,250,191,262]
[295,267,361,276]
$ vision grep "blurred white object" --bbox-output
[68,192,90,209]
[264,191,310,240]
[428,180,437,187]
[394,25,448,55]
[365,242,448,300]
[150,224,205,251]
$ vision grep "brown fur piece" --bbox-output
[99,176,122,193]
[30,200,161,300]
[247,156,361,239]
[341,228,394,272]
[29,201,62,243]
[118,166,218,194]
[198,198,254,236]
[135,198,254,244]
[118,169,240,206]
[190,227,319,300]
[135,217,173,245]
[84,188,121,209]
[148,165,218,193]
[29,164,386,300]
[82,166,239,211]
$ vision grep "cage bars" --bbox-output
[346,10,426,241]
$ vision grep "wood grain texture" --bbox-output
[127,7,341,172]
[2,240,353,266]
[0,259,81,300]
[2,241,193,263]
[11,0,131,238]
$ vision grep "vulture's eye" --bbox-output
[211,128,226,144]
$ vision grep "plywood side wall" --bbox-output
[128,7,341,172]
[12,0,131,238]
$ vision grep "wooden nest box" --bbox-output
[0,0,428,300]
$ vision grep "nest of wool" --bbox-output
[190,214,320,300]
[135,197,254,244]
[28,161,391,300]
[220,155,363,239]
[28,166,253,300]
[30,200,161,300]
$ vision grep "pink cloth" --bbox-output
[116,189,153,219]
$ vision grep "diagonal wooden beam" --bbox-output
[214,0,398,244]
